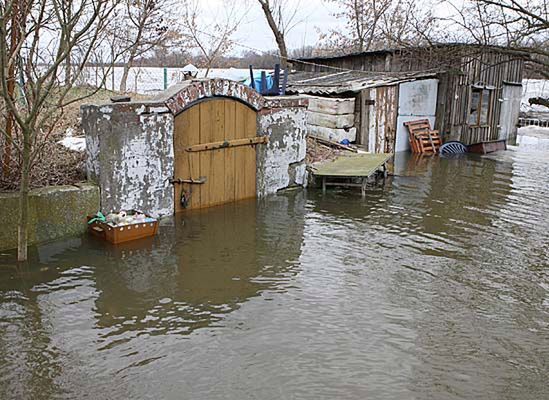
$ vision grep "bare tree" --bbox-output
[116,0,174,92]
[180,0,247,77]
[440,0,549,77]
[320,0,393,53]
[379,0,438,48]
[1,0,22,179]
[257,0,303,69]
[0,0,118,261]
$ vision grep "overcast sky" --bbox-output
[195,0,344,55]
[194,0,455,56]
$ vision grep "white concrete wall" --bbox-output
[257,105,308,197]
[396,79,439,152]
[83,103,175,218]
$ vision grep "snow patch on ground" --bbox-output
[518,125,549,138]
[58,128,86,152]
[516,126,549,151]
[58,137,86,152]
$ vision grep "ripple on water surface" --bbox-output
[0,152,548,399]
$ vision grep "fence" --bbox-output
[518,116,549,128]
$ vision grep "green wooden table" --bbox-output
[312,153,393,197]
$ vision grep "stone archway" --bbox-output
[165,78,265,116]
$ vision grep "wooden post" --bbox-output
[271,63,280,95]
[356,89,372,150]
[249,65,255,90]
[260,71,267,94]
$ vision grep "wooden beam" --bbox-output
[308,134,358,152]
[185,136,268,152]
[358,90,371,148]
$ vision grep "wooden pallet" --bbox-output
[404,119,441,154]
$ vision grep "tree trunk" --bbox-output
[119,63,130,92]
[259,1,289,69]
[17,134,31,262]
[275,33,288,70]
[2,0,19,178]
[64,56,72,87]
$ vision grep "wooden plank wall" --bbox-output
[295,46,525,145]
[366,86,398,153]
[439,53,524,144]
[296,53,390,73]
[355,90,370,148]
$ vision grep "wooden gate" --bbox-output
[173,98,265,212]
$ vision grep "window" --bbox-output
[468,87,492,126]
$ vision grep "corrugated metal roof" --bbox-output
[286,70,438,95]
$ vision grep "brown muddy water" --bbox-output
[1,151,548,399]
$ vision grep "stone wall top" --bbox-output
[263,96,309,110]
[165,79,265,115]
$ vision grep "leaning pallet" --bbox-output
[404,119,442,154]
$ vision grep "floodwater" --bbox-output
[1,151,548,399]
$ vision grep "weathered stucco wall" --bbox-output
[257,97,308,197]
[0,184,99,251]
[82,102,174,218]
[82,83,309,217]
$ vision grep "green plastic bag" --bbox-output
[88,211,106,225]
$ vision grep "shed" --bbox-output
[82,79,309,218]
[287,70,439,154]
[292,44,529,146]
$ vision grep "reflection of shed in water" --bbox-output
[389,152,514,246]
[90,191,307,336]
[0,192,306,349]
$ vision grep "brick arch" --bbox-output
[165,78,265,115]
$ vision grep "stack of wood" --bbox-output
[306,96,357,143]
[404,119,442,154]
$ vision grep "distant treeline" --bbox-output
[128,50,282,69]
[116,46,317,69]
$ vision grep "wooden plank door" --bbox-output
[174,99,258,212]
[498,83,522,143]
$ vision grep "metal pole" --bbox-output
[164,67,168,90]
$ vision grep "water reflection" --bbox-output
[0,153,548,399]
[0,192,307,399]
